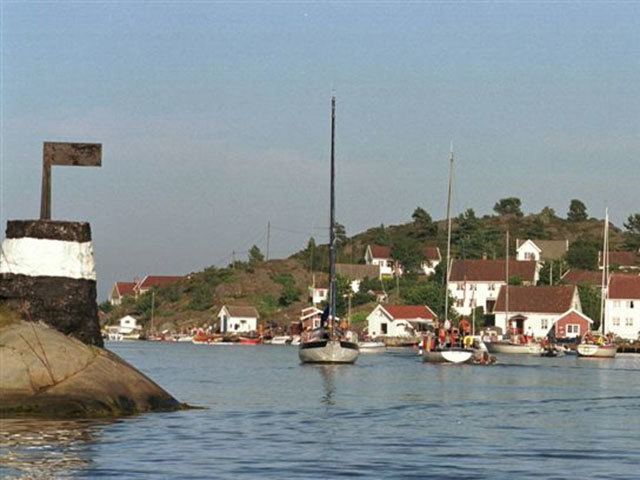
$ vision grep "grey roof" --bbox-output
[517,239,568,261]
[223,306,259,318]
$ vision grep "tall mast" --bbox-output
[505,230,510,334]
[599,208,609,334]
[329,96,337,336]
[443,144,454,323]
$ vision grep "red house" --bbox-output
[553,309,593,339]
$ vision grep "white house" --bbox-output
[516,239,569,263]
[366,304,437,338]
[218,305,259,334]
[118,315,141,335]
[109,281,136,306]
[309,285,328,306]
[364,244,397,278]
[421,247,441,276]
[493,285,582,339]
[605,274,640,340]
[448,259,538,316]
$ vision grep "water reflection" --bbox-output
[0,417,114,478]
[318,365,336,407]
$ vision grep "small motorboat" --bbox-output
[357,340,386,353]
[238,336,261,345]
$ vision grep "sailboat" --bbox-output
[577,209,618,358]
[485,231,543,355]
[298,96,359,364]
[422,146,475,364]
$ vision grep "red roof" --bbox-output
[449,259,536,282]
[369,244,391,259]
[608,274,640,299]
[136,275,184,289]
[602,251,640,268]
[115,281,136,296]
[494,285,576,314]
[381,304,437,321]
[554,309,593,325]
[561,269,602,286]
[422,247,441,262]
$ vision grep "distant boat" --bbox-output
[270,335,291,345]
[358,341,386,353]
[298,97,359,365]
[421,146,474,365]
[486,341,543,355]
[239,336,261,345]
[577,209,618,359]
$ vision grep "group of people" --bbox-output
[425,316,473,351]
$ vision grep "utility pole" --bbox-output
[266,221,271,261]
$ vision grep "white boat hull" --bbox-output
[576,343,617,358]
[299,339,359,364]
[486,342,543,354]
[422,348,474,364]
[358,341,386,353]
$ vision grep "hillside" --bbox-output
[101,208,638,332]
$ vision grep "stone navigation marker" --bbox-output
[40,141,102,220]
[1,141,184,416]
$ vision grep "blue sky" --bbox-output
[1,2,639,299]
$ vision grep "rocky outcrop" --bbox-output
[0,320,183,417]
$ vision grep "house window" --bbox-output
[541,319,549,330]
[525,252,535,260]
[614,301,621,308]
[613,317,620,326]
[626,318,634,327]
[469,284,477,291]
[488,283,495,291]
[455,299,463,307]
[457,283,464,291]
[381,323,388,334]
[567,324,579,335]
[629,301,635,309]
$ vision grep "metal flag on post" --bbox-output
[40,141,102,220]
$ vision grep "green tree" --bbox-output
[390,236,425,273]
[567,199,588,222]
[566,236,599,270]
[493,197,523,217]
[623,213,640,250]
[98,300,113,313]
[248,245,264,266]
[301,237,325,272]
[525,217,548,239]
[271,273,301,306]
[372,224,391,245]
[577,283,601,331]
[411,207,437,238]
[508,275,522,286]
[538,259,568,285]
[334,222,347,248]
[401,280,452,320]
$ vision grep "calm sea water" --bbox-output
[2,342,639,479]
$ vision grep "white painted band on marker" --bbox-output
[0,237,96,280]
